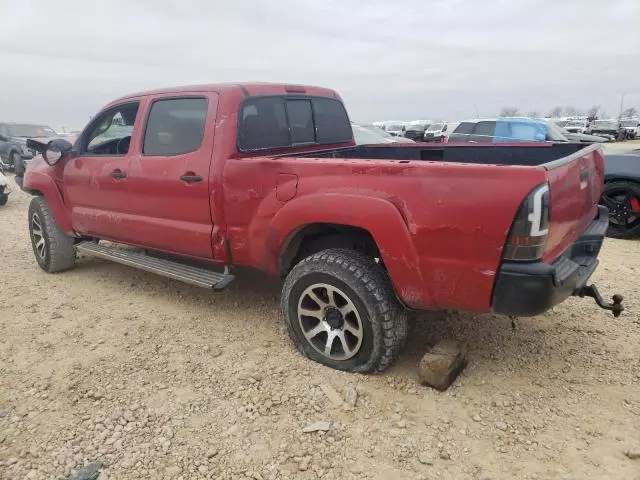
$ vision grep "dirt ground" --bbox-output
[1,176,639,480]
[603,138,640,153]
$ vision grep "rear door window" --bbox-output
[143,98,208,156]
[238,97,291,151]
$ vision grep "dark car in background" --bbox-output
[0,123,58,170]
[602,152,640,239]
[448,117,568,143]
[403,120,430,141]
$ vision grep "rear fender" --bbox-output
[265,193,432,308]
[23,170,73,234]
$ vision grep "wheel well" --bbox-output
[279,224,380,275]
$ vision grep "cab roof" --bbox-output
[107,82,340,107]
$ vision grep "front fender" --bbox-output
[23,169,73,234]
[264,193,433,309]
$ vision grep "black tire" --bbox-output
[13,155,25,178]
[282,248,407,373]
[9,151,20,171]
[0,193,7,206]
[28,196,76,272]
[600,181,640,239]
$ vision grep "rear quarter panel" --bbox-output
[223,157,547,311]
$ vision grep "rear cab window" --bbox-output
[238,96,352,152]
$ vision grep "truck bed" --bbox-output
[292,142,587,167]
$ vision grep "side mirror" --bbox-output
[0,134,7,142]
[43,139,73,166]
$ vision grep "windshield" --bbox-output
[566,120,586,127]
[555,120,569,127]
[352,125,392,144]
[594,120,618,129]
[7,124,57,137]
[545,122,570,141]
[427,123,444,132]
[621,120,638,127]
[362,124,394,138]
[386,123,403,132]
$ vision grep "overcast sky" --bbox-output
[2,0,639,130]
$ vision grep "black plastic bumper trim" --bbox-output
[491,205,608,317]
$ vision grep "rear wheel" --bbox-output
[28,197,77,272]
[282,249,407,373]
[600,181,640,239]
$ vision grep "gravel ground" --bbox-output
[1,177,639,480]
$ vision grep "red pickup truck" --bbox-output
[23,82,622,373]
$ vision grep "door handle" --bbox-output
[180,174,203,183]
[110,169,127,179]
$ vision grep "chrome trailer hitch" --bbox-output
[574,284,624,317]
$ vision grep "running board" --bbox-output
[75,242,235,291]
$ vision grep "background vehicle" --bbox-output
[0,165,9,206]
[422,122,448,142]
[588,119,622,141]
[448,117,569,143]
[602,152,640,238]
[22,82,618,374]
[549,122,608,143]
[620,119,639,140]
[403,120,431,141]
[0,123,57,170]
[14,133,78,189]
[352,124,416,144]
[562,118,589,134]
[381,121,406,137]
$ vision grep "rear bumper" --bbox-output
[491,205,608,316]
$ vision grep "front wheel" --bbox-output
[282,249,407,373]
[0,193,7,206]
[9,151,20,171]
[28,197,77,272]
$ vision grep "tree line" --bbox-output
[498,105,638,120]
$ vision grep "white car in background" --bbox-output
[561,118,589,134]
[620,119,639,139]
[422,121,452,142]
[379,121,407,137]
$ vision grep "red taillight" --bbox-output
[443,136,449,143]
[503,183,550,261]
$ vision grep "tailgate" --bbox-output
[543,144,605,262]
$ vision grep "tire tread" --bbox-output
[282,248,407,373]
[29,197,76,273]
